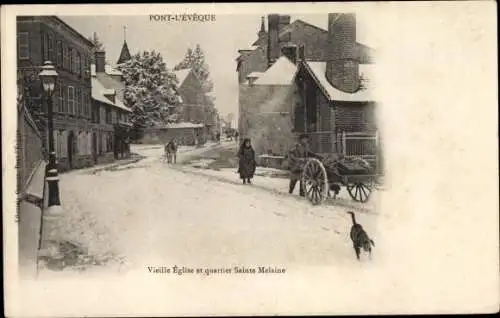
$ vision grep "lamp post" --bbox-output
[39,61,60,207]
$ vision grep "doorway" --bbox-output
[67,131,75,169]
[92,132,98,164]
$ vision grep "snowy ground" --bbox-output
[36,142,381,275]
[19,142,496,315]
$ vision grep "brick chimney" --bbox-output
[325,13,359,93]
[95,50,106,73]
[267,14,291,67]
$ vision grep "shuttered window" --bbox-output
[17,32,29,60]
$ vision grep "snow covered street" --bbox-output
[37,142,381,276]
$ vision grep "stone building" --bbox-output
[237,13,376,160]
[17,15,95,171]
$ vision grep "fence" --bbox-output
[337,131,381,173]
[17,100,45,195]
[297,130,382,173]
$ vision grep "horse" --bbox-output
[164,140,178,164]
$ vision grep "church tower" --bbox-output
[252,16,268,47]
[117,26,132,65]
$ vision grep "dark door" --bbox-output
[67,131,75,169]
[92,132,98,164]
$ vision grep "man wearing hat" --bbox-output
[287,133,318,196]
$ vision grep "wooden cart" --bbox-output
[300,156,377,205]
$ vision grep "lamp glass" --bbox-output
[42,76,56,94]
[39,61,58,96]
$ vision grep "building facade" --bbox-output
[17,15,95,171]
[91,50,133,164]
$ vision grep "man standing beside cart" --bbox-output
[287,133,319,197]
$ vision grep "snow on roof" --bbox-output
[90,64,122,76]
[246,71,264,79]
[165,122,204,129]
[102,88,116,95]
[238,45,259,52]
[253,56,298,85]
[91,77,131,112]
[173,69,191,87]
[304,61,375,102]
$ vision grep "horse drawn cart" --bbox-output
[298,154,378,205]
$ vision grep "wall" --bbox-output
[287,21,329,61]
[237,46,268,84]
[17,103,45,192]
[239,84,295,156]
[333,101,377,132]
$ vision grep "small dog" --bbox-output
[328,183,341,199]
[347,211,375,260]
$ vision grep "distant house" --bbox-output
[173,68,217,143]
[174,68,205,123]
[90,50,133,165]
[140,122,205,146]
[237,13,377,161]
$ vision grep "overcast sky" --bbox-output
[62,14,377,122]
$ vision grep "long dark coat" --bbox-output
[238,146,256,179]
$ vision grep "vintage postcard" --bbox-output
[2,2,499,317]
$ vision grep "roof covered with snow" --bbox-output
[253,56,298,85]
[238,45,259,52]
[304,61,375,102]
[246,71,264,79]
[173,69,191,87]
[91,64,122,76]
[91,77,131,112]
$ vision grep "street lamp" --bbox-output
[39,61,60,207]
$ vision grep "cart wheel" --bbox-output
[302,158,328,205]
[347,182,372,203]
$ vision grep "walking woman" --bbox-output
[237,138,256,184]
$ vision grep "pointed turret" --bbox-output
[258,16,266,38]
[117,26,132,65]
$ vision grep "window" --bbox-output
[17,32,29,60]
[68,47,73,72]
[47,34,53,61]
[75,87,81,116]
[55,82,61,113]
[105,108,112,124]
[63,44,69,69]
[83,55,89,77]
[67,86,74,114]
[56,40,63,66]
[60,84,67,113]
[81,90,86,117]
[42,32,48,61]
[76,52,81,76]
